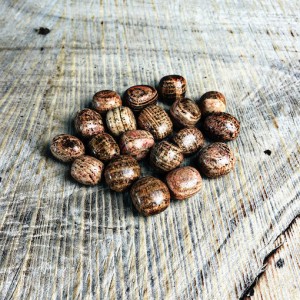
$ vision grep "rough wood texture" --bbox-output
[245,218,300,299]
[0,0,299,299]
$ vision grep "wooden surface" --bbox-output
[0,0,299,299]
[246,217,300,300]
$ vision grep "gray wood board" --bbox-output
[0,0,299,299]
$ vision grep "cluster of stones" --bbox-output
[50,75,240,216]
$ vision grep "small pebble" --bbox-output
[138,105,173,140]
[50,134,85,162]
[158,75,186,103]
[130,176,170,216]
[104,155,141,192]
[119,130,155,160]
[173,127,204,155]
[150,141,183,172]
[74,108,104,138]
[170,98,201,128]
[88,133,120,162]
[106,106,137,137]
[203,112,240,141]
[198,142,235,178]
[198,91,226,115]
[92,90,122,114]
[166,166,202,200]
[124,85,158,112]
[71,155,104,185]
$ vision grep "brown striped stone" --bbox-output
[158,75,187,103]
[88,133,120,162]
[170,98,201,128]
[166,166,202,200]
[150,141,183,172]
[198,142,235,178]
[137,105,173,140]
[124,85,158,112]
[71,155,104,185]
[50,134,85,162]
[104,155,141,192]
[74,108,105,138]
[106,106,137,137]
[203,112,240,141]
[198,91,226,115]
[119,130,154,161]
[173,127,204,155]
[130,176,170,216]
[92,90,122,114]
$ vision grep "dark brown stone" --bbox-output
[173,127,204,155]
[119,130,154,160]
[170,98,201,128]
[104,155,140,192]
[198,91,226,115]
[203,112,240,141]
[50,134,85,162]
[198,142,235,178]
[88,133,120,162]
[124,85,158,112]
[71,155,104,185]
[74,108,104,138]
[166,166,202,200]
[138,105,173,140]
[158,75,186,103]
[92,90,122,114]
[130,176,170,216]
[150,141,183,172]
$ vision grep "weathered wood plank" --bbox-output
[0,0,299,299]
[245,217,300,300]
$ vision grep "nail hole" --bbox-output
[264,150,271,156]
[35,27,51,35]
[276,258,284,268]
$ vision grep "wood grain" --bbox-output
[0,0,299,299]
[244,217,300,300]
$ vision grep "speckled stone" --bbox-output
[88,133,120,162]
[130,176,170,216]
[71,155,104,185]
[150,141,183,172]
[198,142,235,178]
[92,90,122,114]
[74,108,105,138]
[198,91,226,115]
[50,134,85,162]
[173,127,204,155]
[106,106,137,137]
[138,105,173,140]
[203,112,240,141]
[166,166,202,200]
[104,155,141,192]
[124,85,158,112]
[170,98,201,128]
[158,75,186,103]
[119,130,155,160]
